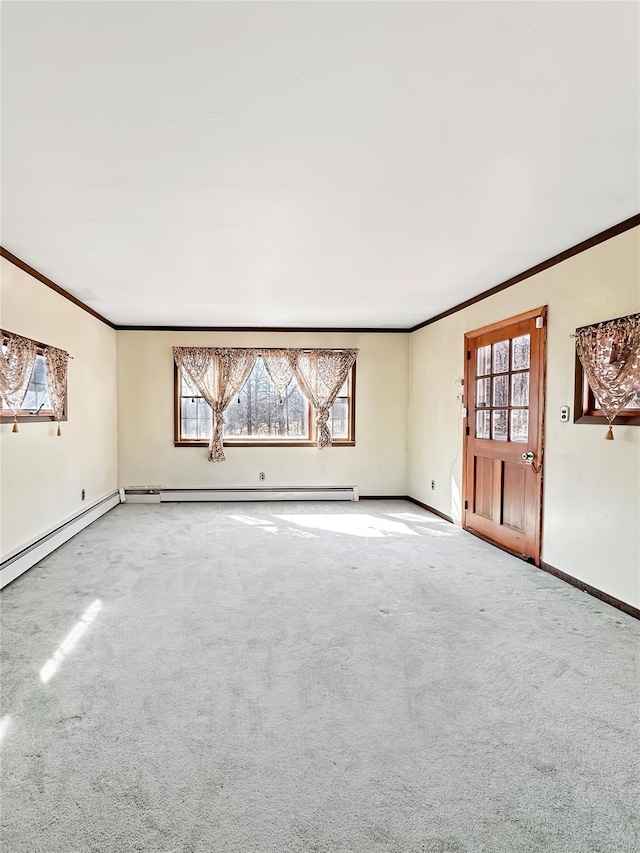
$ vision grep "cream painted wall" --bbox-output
[117,331,409,496]
[408,227,640,608]
[4,228,638,608]
[0,259,118,559]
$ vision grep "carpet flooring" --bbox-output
[1,500,639,852]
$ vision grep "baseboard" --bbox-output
[359,495,407,500]
[360,495,455,523]
[540,562,640,621]
[405,496,454,523]
[150,487,359,502]
[404,500,638,620]
[0,491,121,589]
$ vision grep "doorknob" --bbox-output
[522,451,542,472]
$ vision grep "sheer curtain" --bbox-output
[288,349,358,447]
[261,350,295,404]
[0,332,38,432]
[173,347,257,460]
[575,313,640,439]
[43,346,69,436]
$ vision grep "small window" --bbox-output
[22,354,52,413]
[0,344,64,424]
[574,356,640,425]
[175,358,356,446]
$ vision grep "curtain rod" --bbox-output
[173,346,356,352]
[1,328,73,358]
[572,311,640,336]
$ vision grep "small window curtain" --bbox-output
[43,346,69,435]
[575,313,640,439]
[173,347,257,461]
[0,332,38,432]
[288,348,358,448]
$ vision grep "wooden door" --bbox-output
[463,307,547,565]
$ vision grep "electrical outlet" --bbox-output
[81,489,86,500]
[259,472,266,482]
[560,405,570,423]
[431,480,435,491]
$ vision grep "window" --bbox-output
[574,356,640,425]
[21,354,52,412]
[222,359,310,440]
[0,343,65,424]
[175,357,356,446]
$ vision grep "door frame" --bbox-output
[461,306,547,565]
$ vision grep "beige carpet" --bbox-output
[1,500,639,852]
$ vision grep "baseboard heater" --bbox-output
[125,487,359,503]
[0,491,121,589]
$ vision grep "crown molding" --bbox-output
[0,246,116,329]
[114,324,407,333]
[409,213,640,332]
[3,213,638,334]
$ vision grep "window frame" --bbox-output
[0,336,67,424]
[174,358,356,447]
[574,354,640,426]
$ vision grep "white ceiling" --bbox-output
[1,1,638,328]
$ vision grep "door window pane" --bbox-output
[511,372,530,407]
[476,410,490,439]
[512,335,530,370]
[476,378,491,408]
[492,375,509,407]
[476,345,491,377]
[492,340,509,373]
[510,410,529,442]
[492,410,508,441]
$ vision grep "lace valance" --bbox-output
[575,313,640,439]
